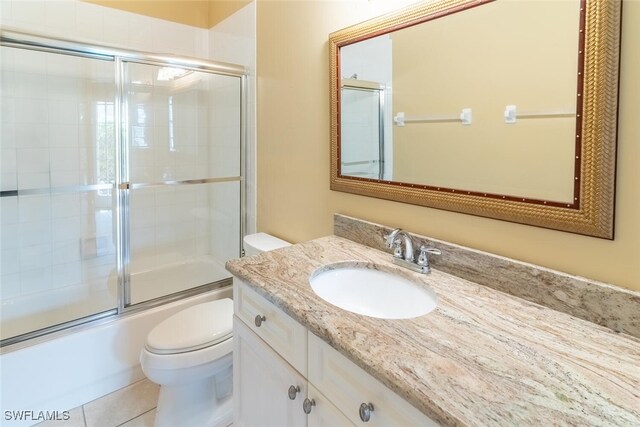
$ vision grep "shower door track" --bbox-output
[0,29,248,349]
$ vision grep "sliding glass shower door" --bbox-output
[123,62,242,305]
[0,32,246,346]
[0,46,118,342]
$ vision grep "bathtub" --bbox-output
[0,258,232,427]
[0,257,230,341]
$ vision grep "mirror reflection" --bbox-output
[339,0,580,203]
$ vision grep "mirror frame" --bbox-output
[329,0,621,239]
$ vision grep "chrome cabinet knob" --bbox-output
[288,385,300,400]
[303,398,316,414]
[359,402,374,422]
[254,315,266,327]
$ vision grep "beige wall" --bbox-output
[256,0,640,292]
[83,0,250,28]
[392,0,578,202]
[209,1,252,27]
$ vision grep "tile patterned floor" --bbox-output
[37,379,159,427]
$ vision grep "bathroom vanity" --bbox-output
[226,219,640,426]
[233,278,436,426]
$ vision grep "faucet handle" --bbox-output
[417,245,441,267]
[392,240,403,259]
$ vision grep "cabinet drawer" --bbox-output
[234,278,307,375]
[308,332,438,426]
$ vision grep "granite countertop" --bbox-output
[226,236,640,426]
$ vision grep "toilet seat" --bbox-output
[141,336,233,372]
[145,298,233,355]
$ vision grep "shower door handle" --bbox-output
[118,176,242,191]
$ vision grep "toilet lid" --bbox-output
[145,298,233,355]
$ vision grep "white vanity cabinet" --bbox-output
[233,278,438,426]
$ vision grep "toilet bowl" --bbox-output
[140,233,290,427]
[140,298,234,427]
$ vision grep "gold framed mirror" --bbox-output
[329,0,621,239]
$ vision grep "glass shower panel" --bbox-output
[124,62,241,305]
[340,87,383,179]
[0,47,117,342]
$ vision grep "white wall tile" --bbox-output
[49,99,80,125]
[0,273,21,299]
[52,217,82,243]
[127,14,155,53]
[17,72,48,100]
[75,1,104,44]
[15,98,48,124]
[0,197,18,224]
[1,97,16,124]
[1,220,20,249]
[21,265,52,294]
[47,75,81,100]
[17,148,49,173]
[15,123,49,148]
[1,123,17,149]
[101,7,128,47]
[0,0,12,23]
[52,239,81,265]
[50,170,79,187]
[49,124,79,147]
[43,0,76,38]
[11,0,46,26]
[51,261,82,288]
[19,243,52,271]
[19,220,51,247]
[1,149,17,174]
[17,172,49,190]
[52,193,81,218]
[50,147,79,172]
[1,249,20,276]
[18,195,51,223]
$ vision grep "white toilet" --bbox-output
[140,233,290,427]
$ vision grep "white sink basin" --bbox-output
[309,262,437,319]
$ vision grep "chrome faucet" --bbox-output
[385,228,414,262]
[384,228,441,274]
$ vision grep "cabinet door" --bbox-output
[234,316,307,427]
[307,384,355,427]
[308,332,438,426]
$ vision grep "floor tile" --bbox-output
[83,379,159,427]
[117,409,155,427]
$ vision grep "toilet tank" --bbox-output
[243,233,291,256]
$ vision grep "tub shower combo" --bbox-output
[0,31,247,350]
